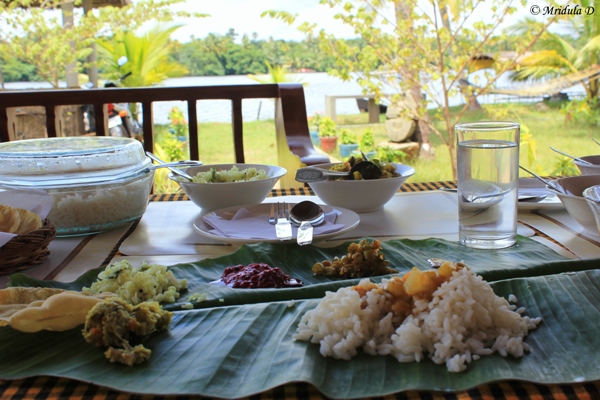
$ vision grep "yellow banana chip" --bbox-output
[15,208,43,234]
[0,205,42,234]
[0,205,20,233]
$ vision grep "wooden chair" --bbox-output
[0,83,329,188]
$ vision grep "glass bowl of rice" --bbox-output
[170,164,287,212]
[0,137,154,237]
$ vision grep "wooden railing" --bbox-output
[0,83,329,188]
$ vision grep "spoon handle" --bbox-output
[146,151,197,181]
[295,167,349,182]
[519,166,562,193]
[549,147,593,165]
[297,221,314,246]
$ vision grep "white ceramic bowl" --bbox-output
[554,175,600,236]
[171,164,287,212]
[583,185,600,237]
[307,163,415,212]
[574,155,600,175]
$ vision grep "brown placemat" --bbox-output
[1,376,599,400]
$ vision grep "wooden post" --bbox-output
[325,95,337,122]
[367,98,380,123]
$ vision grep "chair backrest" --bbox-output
[0,83,329,187]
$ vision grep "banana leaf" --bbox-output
[1,269,600,398]
[7,236,593,312]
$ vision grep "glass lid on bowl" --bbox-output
[0,137,151,187]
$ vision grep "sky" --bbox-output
[165,0,552,44]
[167,0,358,43]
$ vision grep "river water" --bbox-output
[154,73,366,124]
[4,72,585,125]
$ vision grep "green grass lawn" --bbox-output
[154,101,598,186]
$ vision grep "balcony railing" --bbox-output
[0,83,329,188]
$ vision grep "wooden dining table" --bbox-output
[1,180,599,400]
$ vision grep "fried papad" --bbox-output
[0,205,20,233]
[0,287,65,305]
[0,288,115,332]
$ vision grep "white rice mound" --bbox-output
[294,266,541,372]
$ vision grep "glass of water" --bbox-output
[455,121,520,249]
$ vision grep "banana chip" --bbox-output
[0,205,20,233]
[0,204,42,234]
[15,207,43,234]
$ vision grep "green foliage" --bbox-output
[560,99,600,126]
[247,61,304,84]
[170,29,340,77]
[550,156,580,177]
[318,116,337,137]
[96,25,188,87]
[308,112,323,132]
[153,133,186,194]
[376,146,407,163]
[339,129,357,144]
[168,106,188,139]
[0,53,38,82]
[359,128,375,152]
[510,0,600,101]
[0,0,204,87]
[263,1,556,179]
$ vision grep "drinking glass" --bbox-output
[455,121,520,249]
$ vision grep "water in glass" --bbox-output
[457,139,519,249]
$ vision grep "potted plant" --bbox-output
[318,116,338,153]
[356,128,377,159]
[308,112,322,146]
[168,106,188,143]
[338,129,359,159]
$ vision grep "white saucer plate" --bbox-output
[193,203,360,245]
[518,177,563,211]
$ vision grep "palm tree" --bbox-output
[510,0,600,101]
[96,25,188,87]
[247,61,303,84]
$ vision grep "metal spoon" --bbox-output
[438,187,546,202]
[110,160,201,180]
[295,161,382,182]
[550,147,593,165]
[289,201,325,246]
[593,138,600,147]
[146,151,197,181]
[438,187,510,204]
[519,165,563,193]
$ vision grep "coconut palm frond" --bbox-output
[510,65,566,81]
[552,34,580,63]
[248,61,304,84]
[96,25,187,87]
[520,50,570,68]
[506,17,544,36]
[577,34,600,68]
